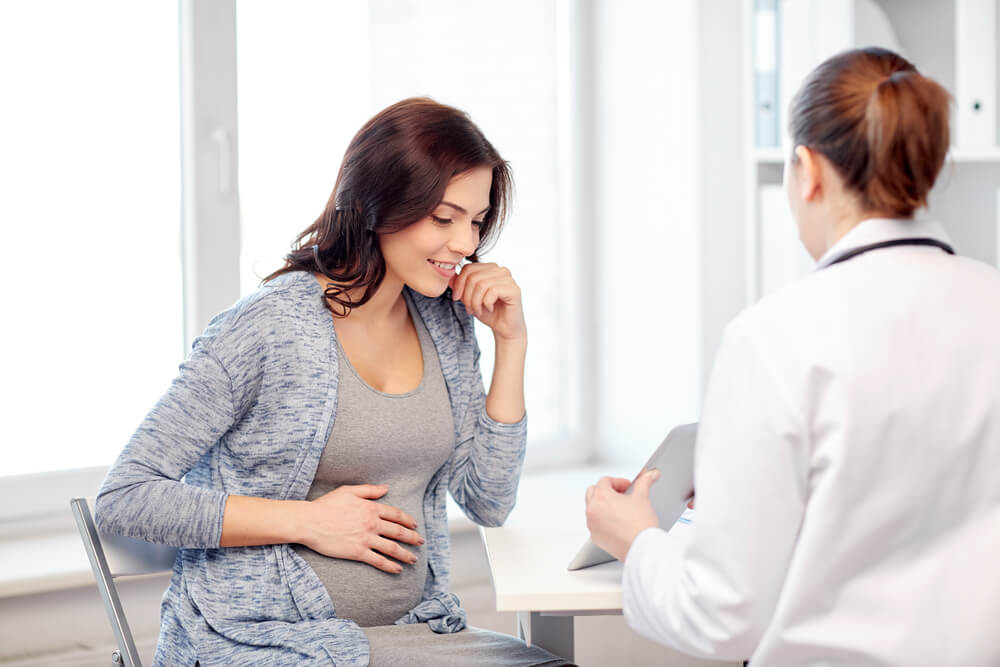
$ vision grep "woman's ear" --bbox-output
[793,145,822,203]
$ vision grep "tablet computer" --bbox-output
[567,422,697,571]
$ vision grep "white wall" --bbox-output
[593,0,703,465]
[698,1,750,386]
[594,0,746,465]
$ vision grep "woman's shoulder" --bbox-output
[195,271,326,356]
[240,270,320,318]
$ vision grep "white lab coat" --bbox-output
[623,218,1000,666]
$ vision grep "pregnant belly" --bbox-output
[292,527,428,627]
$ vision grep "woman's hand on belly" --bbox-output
[299,484,425,574]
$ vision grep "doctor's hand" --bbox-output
[585,470,661,561]
[301,484,425,574]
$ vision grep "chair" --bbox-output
[70,497,178,667]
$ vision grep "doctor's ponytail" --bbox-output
[788,47,951,218]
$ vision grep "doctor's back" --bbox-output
[724,221,1000,663]
[622,48,1000,666]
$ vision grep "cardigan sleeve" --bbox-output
[446,326,527,527]
[94,327,237,549]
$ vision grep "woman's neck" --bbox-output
[824,212,865,251]
[314,272,408,328]
[822,204,901,255]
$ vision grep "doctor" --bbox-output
[585,47,1000,665]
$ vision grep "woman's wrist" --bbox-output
[485,335,527,424]
[288,500,313,547]
[494,333,527,357]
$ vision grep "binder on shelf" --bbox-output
[954,0,997,149]
[754,0,779,148]
[758,184,814,298]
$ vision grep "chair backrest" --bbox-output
[70,497,178,667]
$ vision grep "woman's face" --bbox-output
[379,166,493,297]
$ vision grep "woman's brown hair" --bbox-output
[266,97,512,315]
[789,47,951,218]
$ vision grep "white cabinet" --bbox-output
[742,0,1000,303]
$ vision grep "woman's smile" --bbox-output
[428,258,459,278]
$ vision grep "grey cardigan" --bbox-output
[95,271,527,666]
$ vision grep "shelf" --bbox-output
[948,148,1000,163]
[752,147,785,165]
[752,146,1000,166]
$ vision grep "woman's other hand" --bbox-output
[585,470,661,561]
[302,484,425,574]
[450,262,527,342]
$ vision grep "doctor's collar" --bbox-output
[815,217,953,270]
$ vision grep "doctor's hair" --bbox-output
[265,97,512,316]
[788,47,950,218]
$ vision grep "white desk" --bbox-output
[480,467,631,662]
[480,468,738,666]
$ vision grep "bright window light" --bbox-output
[0,1,183,476]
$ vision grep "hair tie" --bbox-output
[880,70,912,87]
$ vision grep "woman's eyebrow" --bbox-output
[440,200,491,216]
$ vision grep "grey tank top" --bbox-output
[292,293,455,627]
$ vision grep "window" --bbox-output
[0,1,183,479]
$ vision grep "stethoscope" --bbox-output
[825,237,954,267]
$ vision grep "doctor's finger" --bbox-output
[631,469,662,499]
[608,477,631,493]
[593,476,617,493]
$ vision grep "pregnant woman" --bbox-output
[97,98,568,666]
